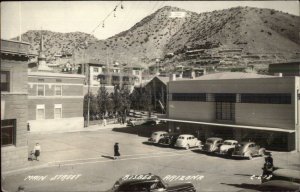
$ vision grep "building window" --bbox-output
[240,93,291,104]
[36,104,45,120]
[56,79,62,82]
[172,93,206,101]
[93,75,98,81]
[1,119,16,146]
[1,71,10,92]
[93,67,98,72]
[54,104,62,119]
[216,102,235,121]
[55,85,62,96]
[215,93,236,102]
[38,79,44,82]
[37,85,45,96]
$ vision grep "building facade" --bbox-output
[27,72,85,132]
[166,72,299,151]
[269,61,300,76]
[1,39,34,171]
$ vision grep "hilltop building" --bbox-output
[165,72,299,151]
[1,39,35,171]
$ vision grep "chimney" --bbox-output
[169,73,176,81]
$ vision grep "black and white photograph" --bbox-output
[1,1,300,191]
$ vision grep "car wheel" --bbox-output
[248,153,253,160]
[259,149,266,156]
[185,144,190,150]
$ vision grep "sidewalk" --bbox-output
[3,123,128,176]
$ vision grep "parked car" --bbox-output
[148,131,168,144]
[106,174,196,192]
[202,137,223,153]
[232,142,266,159]
[127,118,157,126]
[218,140,239,156]
[262,168,300,183]
[158,133,180,147]
[174,134,201,150]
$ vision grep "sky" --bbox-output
[1,1,299,40]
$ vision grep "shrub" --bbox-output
[267,32,272,36]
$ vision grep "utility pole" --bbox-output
[85,43,90,127]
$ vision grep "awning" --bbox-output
[158,118,295,133]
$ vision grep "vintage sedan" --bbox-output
[218,140,238,156]
[174,134,201,150]
[202,137,223,153]
[232,142,265,159]
[148,131,168,144]
[158,133,180,147]
[106,174,196,192]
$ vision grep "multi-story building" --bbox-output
[80,60,143,94]
[166,72,299,151]
[1,39,35,171]
[27,71,85,132]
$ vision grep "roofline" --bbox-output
[28,71,85,78]
[158,118,295,133]
[1,39,31,45]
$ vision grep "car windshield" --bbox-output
[178,136,185,139]
[206,140,214,144]
[152,133,158,136]
[223,141,233,145]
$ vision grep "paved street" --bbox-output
[3,124,300,192]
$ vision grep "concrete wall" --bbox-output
[235,103,294,129]
[28,117,84,132]
[169,101,215,122]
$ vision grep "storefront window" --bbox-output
[1,119,16,146]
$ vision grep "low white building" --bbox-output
[165,72,299,151]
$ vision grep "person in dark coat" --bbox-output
[114,143,120,160]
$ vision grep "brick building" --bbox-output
[27,72,85,132]
[1,39,35,171]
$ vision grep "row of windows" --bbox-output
[36,84,62,96]
[171,93,292,104]
[36,104,62,120]
[172,93,206,101]
[240,94,291,104]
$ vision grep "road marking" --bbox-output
[48,150,193,164]
[49,151,198,167]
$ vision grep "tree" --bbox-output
[83,93,99,120]
[97,86,109,117]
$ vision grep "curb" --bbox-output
[3,163,50,176]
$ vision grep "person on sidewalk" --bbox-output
[103,118,107,127]
[16,185,25,192]
[114,143,120,160]
[33,143,41,161]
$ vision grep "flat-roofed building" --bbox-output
[166,72,299,151]
[269,61,300,77]
[1,39,35,171]
[27,72,85,132]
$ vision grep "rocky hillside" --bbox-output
[16,6,300,71]
[75,6,300,70]
[12,30,98,61]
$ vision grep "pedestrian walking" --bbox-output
[33,143,41,161]
[114,143,120,160]
[27,123,30,131]
[103,118,107,126]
